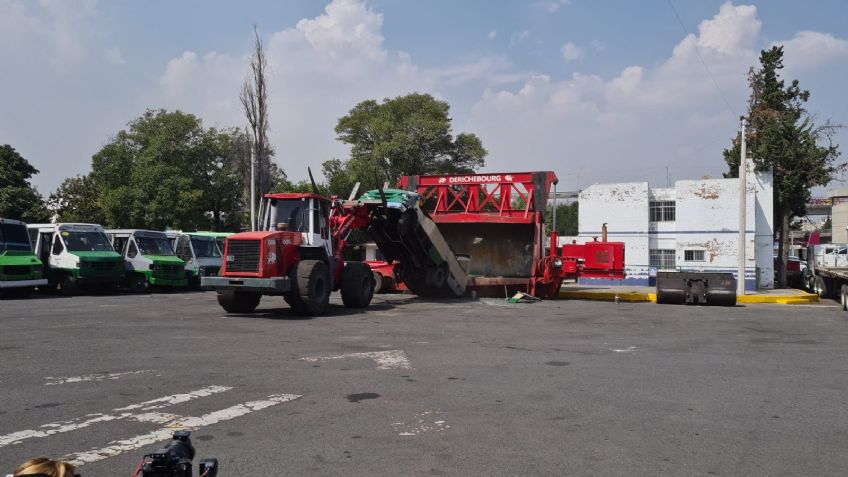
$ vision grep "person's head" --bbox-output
[12,458,77,477]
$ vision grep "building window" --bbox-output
[684,250,705,262]
[649,201,676,222]
[650,249,676,270]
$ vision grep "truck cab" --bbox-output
[107,229,188,292]
[27,223,124,295]
[168,232,224,286]
[0,218,48,297]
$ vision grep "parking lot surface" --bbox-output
[1,292,847,476]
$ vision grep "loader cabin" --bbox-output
[258,193,333,259]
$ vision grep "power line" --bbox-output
[667,0,738,118]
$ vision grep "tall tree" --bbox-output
[240,27,279,226]
[48,174,105,224]
[90,109,246,230]
[723,46,842,287]
[328,93,487,192]
[0,144,50,222]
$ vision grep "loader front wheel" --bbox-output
[217,290,262,313]
[341,262,374,308]
[287,260,330,316]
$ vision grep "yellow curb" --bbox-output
[560,290,818,305]
[736,293,819,304]
[775,298,814,305]
[559,291,654,302]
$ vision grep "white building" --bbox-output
[576,159,774,290]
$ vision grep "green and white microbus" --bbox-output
[107,229,188,292]
[27,223,125,295]
[166,232,224,287]
[0,218,47,297]
[193,231,233,255]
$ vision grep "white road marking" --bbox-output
[64,394,301,466]
[0,386,231,448]
[45,369,157,386]
[301,350,412,370]
[609,346,638,353]
[392,410,449,436]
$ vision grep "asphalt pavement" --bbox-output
[1,291,847,476]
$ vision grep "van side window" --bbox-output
[177,237,193,262]
[52,235,64,255]
[127,240,138,258]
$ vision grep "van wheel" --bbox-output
[57,274,78,296]
[128,275,149,294]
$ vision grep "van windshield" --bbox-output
[63,231,114,252]
[136,237,176,256]
[0,223,32,252]
[190,236,222,258]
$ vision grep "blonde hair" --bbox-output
[13,458,77,477]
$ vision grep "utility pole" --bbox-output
[250,145,256,232]
[737,117,747,296]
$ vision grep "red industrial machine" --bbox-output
[400,171,625,298]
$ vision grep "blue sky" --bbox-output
[1,0,846,195]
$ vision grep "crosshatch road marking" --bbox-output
[0,386,231,448]
[64,394,301,466]
[301,350,412,370]
[45,369,158,386]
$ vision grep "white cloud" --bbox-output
[488,30,497,40]
[105,46,125,65]
[465,1,770,188]
[561,41,584,62]
[536,0,570,13]
[777,31,848,70]
[509,30,530,47]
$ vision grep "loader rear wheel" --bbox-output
[372,272,384,294]
[217,290,262,313]
[341,262,374,308]
[287,260,330,316]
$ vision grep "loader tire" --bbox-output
[372,272,384,293]
[287,260,330,316]
[341,262,374,308]
[217,290,261,313]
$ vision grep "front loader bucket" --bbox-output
[656,272,736,306]
[360,200,468,298]
[437,223,536,278]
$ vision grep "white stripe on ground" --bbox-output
[301,350,412,370]
[64,394,301,466]
[0,385,231,448]
[45,370,157,386]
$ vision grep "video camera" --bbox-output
[139,431,218,477]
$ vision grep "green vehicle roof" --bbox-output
[191,231,234,238]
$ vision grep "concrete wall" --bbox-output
[578,183,650,286]
[828,189,848,243]
[576,160,774,290]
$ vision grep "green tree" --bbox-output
[723,46,842,287]
[91,109,247,231]
[547,202,578,236]
[327,93,487,192]
[0,144,50,222]
[48,174,105,223]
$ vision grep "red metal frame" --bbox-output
[401,171,624,298]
